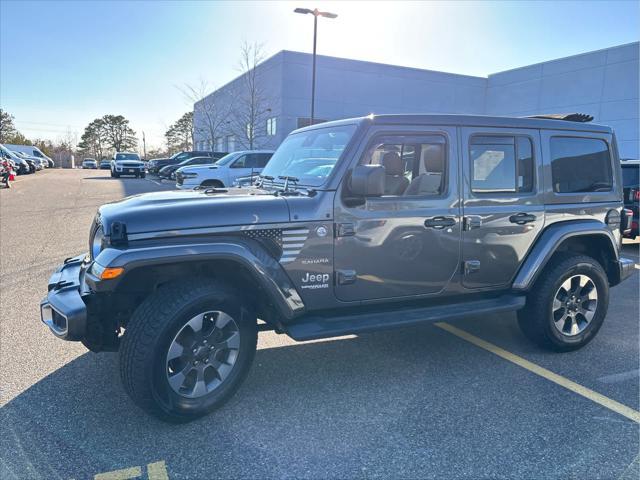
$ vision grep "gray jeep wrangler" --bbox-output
[41,114,635,422]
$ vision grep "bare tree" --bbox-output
[232,41,273,150]
[178,79,230,151]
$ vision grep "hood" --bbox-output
[98,188,290,235]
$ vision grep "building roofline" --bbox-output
[488,41,639,77]
[278,49,486,81]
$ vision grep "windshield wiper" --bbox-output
[278,175,299,191]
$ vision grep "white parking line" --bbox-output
[435,322,640,424]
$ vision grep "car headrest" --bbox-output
[382,151,403,176]
[422,144,444,173]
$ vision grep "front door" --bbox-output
[334,126,461,302]
[460,127,545,289]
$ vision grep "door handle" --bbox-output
[424,216,456,229]
[509,213,536,225]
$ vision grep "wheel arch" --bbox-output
[92,240,305,325]
[513,220,620,291]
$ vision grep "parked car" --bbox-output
[621,159,639,238]
[39,113,636,422]
[1,144,30,174]
[110,152,145,178]
[15,151,44,170]
[82,158,98,169]
[176,150,274,189]
[148,151,227,174]
[99,159,111,169]
[4,144,53,167]
[158,156,220,180]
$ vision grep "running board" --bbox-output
[285,294,526,341]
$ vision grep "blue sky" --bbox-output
[1,0,638,149]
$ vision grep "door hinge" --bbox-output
[336,223,356,237]
[463,260,481,275]
[463,216,482,231]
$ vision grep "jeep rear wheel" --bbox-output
[119,278,257,422]
[517,253,609,352]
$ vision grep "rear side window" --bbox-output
[550,137,612,193]
[622,165,639,187]
[470,136,534,193]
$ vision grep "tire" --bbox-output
[201,180,224,188]
[140,172,146,178]
[517,253,609,352]
[119,278,257,422]
[114,172,120,178]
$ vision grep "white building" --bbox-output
[195,42,639,158]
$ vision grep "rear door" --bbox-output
[460,127,545,289]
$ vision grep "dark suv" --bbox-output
[40,114,636,422]
[147,151,227,174]
[621,160,639,238]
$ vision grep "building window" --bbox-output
[227,135,236,152]
[297,118,328,128]
[266,117,277,136]
[550,137,612,193]
[470,135,534,194]
[216,137,224,152]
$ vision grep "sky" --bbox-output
[1,0,638,150]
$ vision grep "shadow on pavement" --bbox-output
[2,317,638,480]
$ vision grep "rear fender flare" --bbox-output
[513,220,619,291]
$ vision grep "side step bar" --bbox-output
[285,294,526,341]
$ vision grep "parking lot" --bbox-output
[0,168,638,479]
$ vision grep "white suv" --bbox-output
[175,150,274,189]
[110,152,145,178]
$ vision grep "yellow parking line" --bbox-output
[435,322,640,424]
[94,466,142,480]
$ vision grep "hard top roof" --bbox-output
[296,113,612,134]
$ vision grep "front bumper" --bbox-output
[618,257,636,284]
[40,254,89,340]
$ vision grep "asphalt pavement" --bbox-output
[0,169,638,480]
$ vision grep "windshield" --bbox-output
[261,124,357,186]
[171,152,190,162]
[214,153,239,166]
[622,165,639,187]
[115,153,140,160]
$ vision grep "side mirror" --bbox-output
[349,165,385,197]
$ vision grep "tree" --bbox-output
[179,79,230,151]
[77,119,106,159]
[231,42,273,150]
[101,115,137,152]
[165,112,193,153]
[0,109,30,144]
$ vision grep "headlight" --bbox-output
[91,224,105,260]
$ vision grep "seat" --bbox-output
[382,151,409,195]
[405,144,444,196]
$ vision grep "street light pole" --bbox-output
[294,7,337,126]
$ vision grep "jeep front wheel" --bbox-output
[119,278,257,422]
[517,253,609,352]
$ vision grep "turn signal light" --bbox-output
[100,267,124,280]
[634,190,640,201]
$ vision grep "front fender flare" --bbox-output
[90,239,305,320]
[512,220,619,291]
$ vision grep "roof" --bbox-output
[296,113,613,134]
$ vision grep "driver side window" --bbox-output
[359,135,447,197]
[231,155,247,168]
